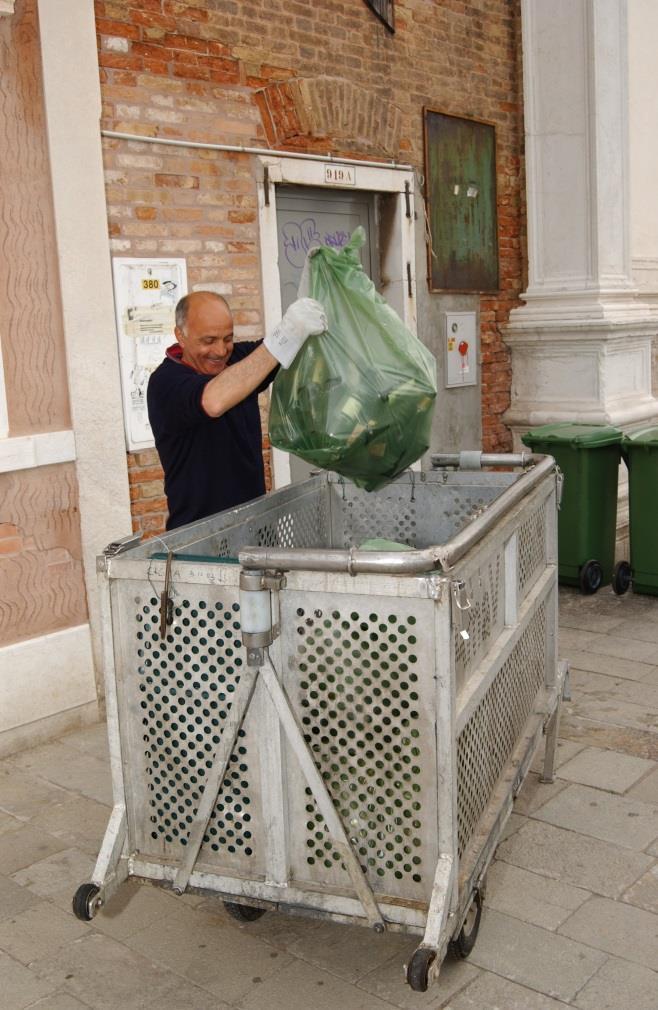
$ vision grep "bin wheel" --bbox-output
[578,559,603,595]
[449,888,483,959]
[406,946,436,992]
[612,560,632,596]
[72,883,101,922]
[223,901,267,923]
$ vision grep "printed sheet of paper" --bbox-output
[112,258,187,450]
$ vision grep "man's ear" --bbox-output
[174,326,185,345]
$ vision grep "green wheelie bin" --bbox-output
[522,423,630,595]
[622,426,658,596]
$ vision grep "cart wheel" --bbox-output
[449,888,482,959]
[612,560,632,596]
[406,946,436,992]
[223,901,267,922]
[72,883,101,922]
[578,559,603,595]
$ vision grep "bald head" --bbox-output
[175,291,230,334]
[174,291,234,377]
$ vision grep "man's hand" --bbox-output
[264,297,327,369]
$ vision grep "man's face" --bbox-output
[176,295,234,377]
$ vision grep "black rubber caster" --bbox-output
[72,882,101,921]
[449,888,483,959]
[578,559,603,595]
[612,560,632,596]
[223,900,267,922]
[406,945,437,992]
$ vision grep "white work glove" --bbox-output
[264,297,327,369]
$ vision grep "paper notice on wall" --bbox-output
[112,258,187,451]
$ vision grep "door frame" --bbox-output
[257,155,417,488]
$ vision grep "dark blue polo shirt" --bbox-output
[147,341,277,530]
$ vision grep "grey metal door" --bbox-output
[275,185,379,481]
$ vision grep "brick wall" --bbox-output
[97,0,524,533]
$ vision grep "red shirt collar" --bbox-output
[166,342,197,371]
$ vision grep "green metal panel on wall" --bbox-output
[424,110,499,292]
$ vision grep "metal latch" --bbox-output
[451,580,472,641]
[159,551,174,639]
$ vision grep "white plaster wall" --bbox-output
[37,0,133,694]
[0,625,97,735]
[628,0,658,273]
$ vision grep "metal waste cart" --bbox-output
[74,452,567,992]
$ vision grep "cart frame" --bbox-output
[75,453,566,992]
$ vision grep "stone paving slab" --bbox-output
[570,666,658,711]
[561,647,655,681]
[629,765,658,804]
[0,766,72,821]
[29,796,111,858]
[532,782,658,850]
[496,819,654,897]
[621,863,658,914]
[0,949,60,1009]
[573,956,658,1010]
[21,992,93,1010]
[608,617,658,646]
[564,691,658,734]
[467,908,606,1002]
[11,848,96,910]
[560,712,658,761]
[559,895,658,971]
[29,930,201,1010]
[560,627,658,665]
[0,872,42,922]
[6,743,113,808]
[232,956,400,1010]
[0,823,68,876]
[128,902,294,1002]
[0,902,89,966]
[530,738,586,775]
[484,861,590,931]
[557,745,656,793]
[443,971,572,1010]
[512,771,569,816]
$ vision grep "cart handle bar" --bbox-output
[430,451,537,470]
[238,454,556,576]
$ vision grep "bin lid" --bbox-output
[522,422,623,449]
[622,425,658,449]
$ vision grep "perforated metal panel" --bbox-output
[280,592,438,901]
[518,501,548,599]
[456,601,547,856]
[118,583,264,875]
[332,479,502,550]
[453,550,504,692]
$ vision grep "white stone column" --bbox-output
[505,0,658,437]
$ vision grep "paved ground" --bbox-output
[0,586,656,1009]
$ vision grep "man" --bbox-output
[147,290,326,529]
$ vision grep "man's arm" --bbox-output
[201,344,278,418]
[201,297,327,418]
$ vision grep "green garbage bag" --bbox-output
[269,227,437,491]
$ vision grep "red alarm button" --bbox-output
[458,340,469,356]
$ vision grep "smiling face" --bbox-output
[175,292,234,377]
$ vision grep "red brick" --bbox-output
[155,173,200,189]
